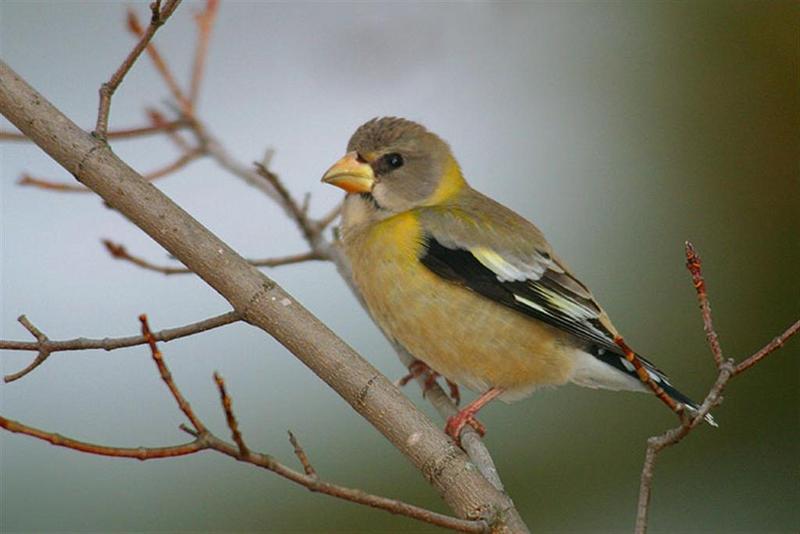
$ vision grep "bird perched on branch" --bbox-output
[322,117,715,442]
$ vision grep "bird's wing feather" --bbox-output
[419,234,624,355]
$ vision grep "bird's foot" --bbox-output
[444,387,503,445]
[396,360,460,406]
[445,411,486,441]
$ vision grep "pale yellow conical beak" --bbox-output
[321,151,375,193]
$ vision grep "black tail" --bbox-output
[590,345,717,426]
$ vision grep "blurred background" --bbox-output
[1,1,797,532]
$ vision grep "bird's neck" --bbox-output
[423,154,466,206]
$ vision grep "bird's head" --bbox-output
[322,117,465,214]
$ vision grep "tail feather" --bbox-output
[589,345,717,427]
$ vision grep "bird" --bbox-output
[321,116,715,442]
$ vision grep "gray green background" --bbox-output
[1,1,798,532]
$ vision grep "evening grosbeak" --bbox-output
[322,117,715,441]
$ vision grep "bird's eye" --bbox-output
[384,153,404,169]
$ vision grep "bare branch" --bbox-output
[288,431,318,479]
[213,372,249,458]
[2,311,239,383]
[735,319,800,375]
[140,314,207,434]
[126,4,192,116]
[1,120,187,142]
[18,148,203,192]
[254,159,321,244]
[189,0,219,105]
[634,242,799,534]
[95,0,183,139]
[0,415,204,459]
[685,242,723,367]
[147,108,193,151]
[102,239,324,275]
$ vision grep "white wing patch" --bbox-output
[512,294,554,316]
[530,284,597,321]
[471,246,548,282]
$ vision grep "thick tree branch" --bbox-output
[0,59,526,532]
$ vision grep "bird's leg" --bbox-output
[445,387,503,443]
[445,378,461,406]
[397,359,461,405]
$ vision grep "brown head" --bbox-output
[322,117,465,214]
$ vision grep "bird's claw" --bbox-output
[397,360,461,406]
[445,411,486,444]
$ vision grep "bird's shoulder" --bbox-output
[416,188,552,273]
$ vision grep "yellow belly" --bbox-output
[346,212,578,401]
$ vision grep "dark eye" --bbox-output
[384,153,404,169]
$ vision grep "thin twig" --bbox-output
[735,319,800,374]
[147,108,193,151]
[5,315,53,384]
[1,120,187,142]
[213,372,249,457]
[634,243,799,534]
[0,416,204,459]
[1,311,239,383]
[288,431,318,479]
[102,239,323,275]
[126,4,192,116]
[140,314,207,434]
[95,0,183,139]
[189,0,219,105]
[1,312,238,354]
[254,159,320,244]
[685,242,723,367]
[18,148,203,192]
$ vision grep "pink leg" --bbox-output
[445,387,503,443]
